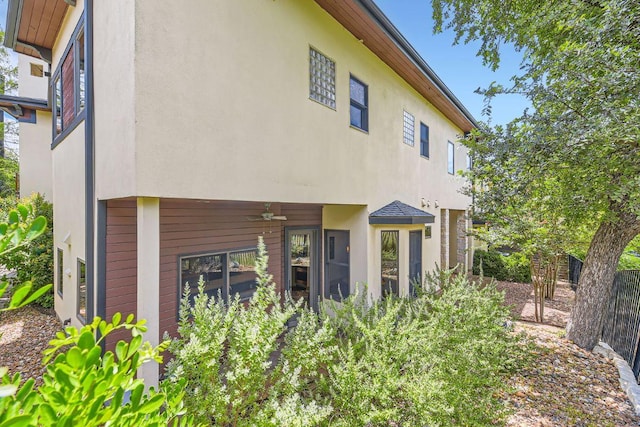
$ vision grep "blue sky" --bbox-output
[375,0,530,126]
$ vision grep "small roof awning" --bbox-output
[369,200,435,225]
[0,94,49,122]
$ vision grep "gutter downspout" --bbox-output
[85,0,96,323]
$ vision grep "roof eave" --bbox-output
[369,215,436,225]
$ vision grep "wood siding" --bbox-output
[104,199,137,352]
[158,200,322,341]
[61,48,75,128]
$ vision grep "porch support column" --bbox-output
[136,197,160,387]
[440,209,449,270]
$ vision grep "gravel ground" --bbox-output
[0,279,639,426]
[0,306,61,387]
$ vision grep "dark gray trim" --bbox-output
[85,0,95,323]
[51,110,86,149]
[96,200,107,321]
[0,94,49,110]
[369,216,435,225]
[354,0,478,128]
[4,0,22,50]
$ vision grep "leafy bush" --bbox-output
[164,237,334,426]
[474,248,531,283]
[167,239,527,425]
[0,314,195,426]
[618,253,640,271]
[0,193,54,308]
[323,271,525,426]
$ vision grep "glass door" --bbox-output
[285,228,319,311]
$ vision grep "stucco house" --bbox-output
[4,0,476,385]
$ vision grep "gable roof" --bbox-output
[314,0,477,132]
[369,200,436,225]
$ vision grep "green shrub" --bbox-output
[618,253,640,271]
[167,239,527,425]
[323,271,526,426]
[1,193,54,308]
[473,248,531,283]
[164,237,334,426]
[0,314,195,426]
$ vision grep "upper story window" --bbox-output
[466,153,472,170]
[52,20,86,141]
[309,47,336,109]
[349,75,368,131]
[420,122,429,157]
[403,110,414,146]
[448,141,455,174]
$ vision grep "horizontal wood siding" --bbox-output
[159,200,322,341]
[104,199,137,352]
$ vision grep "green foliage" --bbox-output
[618,253,640,271]
[167,239,527,425]
[1,194,54,308]
[473,249,531,283]
[0,203,51,312]
[0,314,196,426]
[165,237,334,426]
[0,154,18,199]
[323,271,526,426]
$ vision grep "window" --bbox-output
[309,47,336,109]
[349,75,368,131]
[466,153,472,170]
[57,248,64,297]
[424,225,432,239]
[77,259,86,324]
[420,122,429,157]
[30,63,43,77]
[403,110,414,146]
[381,231,399,297]
[180,248,258,305]
[51,20,85,141]
[447,141,455,174]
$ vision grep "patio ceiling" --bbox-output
[4,0,71,63]
[314,0,477,132]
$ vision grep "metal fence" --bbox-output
[568,254,583,291]
[601,270,640,379]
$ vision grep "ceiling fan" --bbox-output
[247,203,287,221]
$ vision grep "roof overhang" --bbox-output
[314,0,477,132]
[369,200,436,225]
[0,94,49,121]
[4,0,70,63]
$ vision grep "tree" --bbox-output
[432,0,640,349]
[0,30,18,159]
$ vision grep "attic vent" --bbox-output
[30,63,44,77]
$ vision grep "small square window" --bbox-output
[420,122,429,157]
[349,75,368,131]
[77,259,86,324]
[424,225,432,239]
[403,110,414,146]
[30,63,43,77]
[448,141,455,174]
[309,47,336,109]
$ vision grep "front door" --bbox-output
[409,230,423,296]
[285,228,320,311]
[325,230,350,301]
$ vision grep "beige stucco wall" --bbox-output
[91,0,470,213]
[93,0,137,199]
[51,3,87,328]
[17,54,52,200]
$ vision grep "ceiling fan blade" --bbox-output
[246,216,265,221]
[271,215,287,220]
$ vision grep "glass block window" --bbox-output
[448,141,455,174]
[420,122,429,157]
[403,110,414,146]
[309,47,336,109]
[349,75,368,131]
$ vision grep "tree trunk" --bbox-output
[567,207,640,350]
